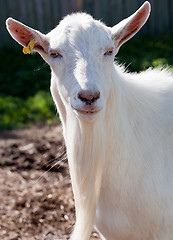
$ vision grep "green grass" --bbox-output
[0,46,58,130]
[1,35,173,129]
[0,91,57,129]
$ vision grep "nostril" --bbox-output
[94,91,100,100]
[77,90,100,104]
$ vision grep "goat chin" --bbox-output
[72,108,102,122]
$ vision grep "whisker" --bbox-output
[34,62,48,72]
[35,152,67,183]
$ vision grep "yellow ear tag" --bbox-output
[23,39,37,54]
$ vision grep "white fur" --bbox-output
[50,14,173,239]
[6,2,173,239]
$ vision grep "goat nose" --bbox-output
[77,90,100,105]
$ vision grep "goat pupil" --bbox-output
[50,52,62,58]
[105,50,113,56]
[51,53,58,58]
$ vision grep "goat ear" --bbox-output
[111,1,151,52]
[6,18,49,55]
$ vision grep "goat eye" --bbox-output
[50,52,62,58]
[104,50,113,56]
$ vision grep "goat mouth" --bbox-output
[77,109,99,115]
[72,107,101,116]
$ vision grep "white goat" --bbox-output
[6,1,173,239]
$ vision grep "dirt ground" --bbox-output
[0,123,100,240]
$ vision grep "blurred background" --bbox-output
[1,0,173,129]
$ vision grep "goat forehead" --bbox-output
[49,13,113,53]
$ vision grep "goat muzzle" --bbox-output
[77,90,100,105]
